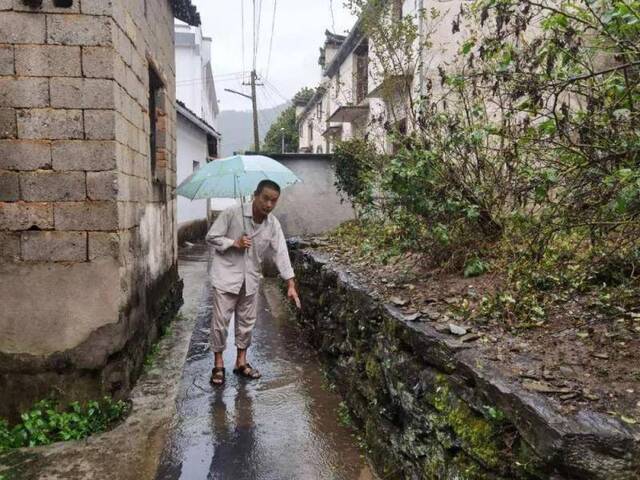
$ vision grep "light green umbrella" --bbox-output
[176,154,301,200]
[176,154,301,232]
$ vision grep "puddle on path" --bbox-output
[156,247,375,480]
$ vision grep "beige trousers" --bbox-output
[210,284,258,352]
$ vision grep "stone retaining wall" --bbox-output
[291,248,640,480]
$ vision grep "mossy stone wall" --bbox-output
[290,248,640,480]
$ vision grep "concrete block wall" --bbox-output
[0,0,182,421]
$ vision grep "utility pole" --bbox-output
[224,70,262,153]
[250,70,260,153]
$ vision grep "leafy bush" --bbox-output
[333,139,383,213]
[335,0,640,325]
[0,397,129,452]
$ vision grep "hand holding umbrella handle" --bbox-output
[234,235,252,250]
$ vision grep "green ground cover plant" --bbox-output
[0,398,129,452]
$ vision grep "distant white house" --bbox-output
[175,20,229,239]
[297,1,465,154]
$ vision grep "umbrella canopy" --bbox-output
[176,154,301,200]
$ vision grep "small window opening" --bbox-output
[392,0,403,21]
[207,134,218,159]
[149,66,163,178]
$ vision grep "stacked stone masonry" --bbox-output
[0,0,184,421]
[291,248,640,480]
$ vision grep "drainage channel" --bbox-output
[156,246,374,480]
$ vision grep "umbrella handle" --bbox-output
[241,198,247,235]
[237,174,248,235]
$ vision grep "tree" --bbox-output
[263,87,315,153]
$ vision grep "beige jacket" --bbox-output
[206,203,294,295]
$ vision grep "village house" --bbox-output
[297,0,469,154]
[0,0,200,420]
[174,20,223,244]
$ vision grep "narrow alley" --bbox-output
[155,245,374,480]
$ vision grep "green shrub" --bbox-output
[0,397,129,452]
[335,0,640,325]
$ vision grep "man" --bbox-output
[205,179,301,385]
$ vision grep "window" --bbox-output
[315,102,322,120]
[206,134,218,158]
[308,122,314,142]
[148,66,163,179]
[355,54,369,104]
[193,160,200,171]
[316,146,323,154]
[392,0,403,20]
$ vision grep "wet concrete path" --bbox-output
[156,246,374,480]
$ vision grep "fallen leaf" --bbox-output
[592,352,609,360]
[404,312,422,322]
[523,380,573,394]
[449,323,468,336]
[560,392,579,401]
[620,415,637,425]
[460,333,481,343]
[391,296,408,306]
[520,370,539,380]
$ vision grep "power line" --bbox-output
[252,0,257,70]
[255,0,264,65]
[263,78,290,103]
[177,77,249,88]
[176,71,248,84]
[265,0,277,80]
[241,0,246,83]
[329,0,336,32]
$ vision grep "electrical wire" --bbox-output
[329,0,336,32]
[265,0,277,80]
[263,78,290,104]
[255,0,264,67]
[241,0,246,83]
[252,0,257,70]
[176,71,248,85]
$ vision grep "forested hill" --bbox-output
[218,104,288,156]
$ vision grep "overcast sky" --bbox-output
[190,0,356,111]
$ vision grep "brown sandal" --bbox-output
[210,367,225,385]
[233,363,261,379]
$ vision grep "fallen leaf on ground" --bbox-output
[523,380,573,394]
[390,296,408,306]
[620,415,637,425]
[403,312,422,322]
[449,323,468,336]
[460,333,481,343]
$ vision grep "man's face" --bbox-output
[254,187,280,216]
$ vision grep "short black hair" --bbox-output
[255,179,281,195]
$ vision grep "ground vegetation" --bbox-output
[328,0,640,422]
